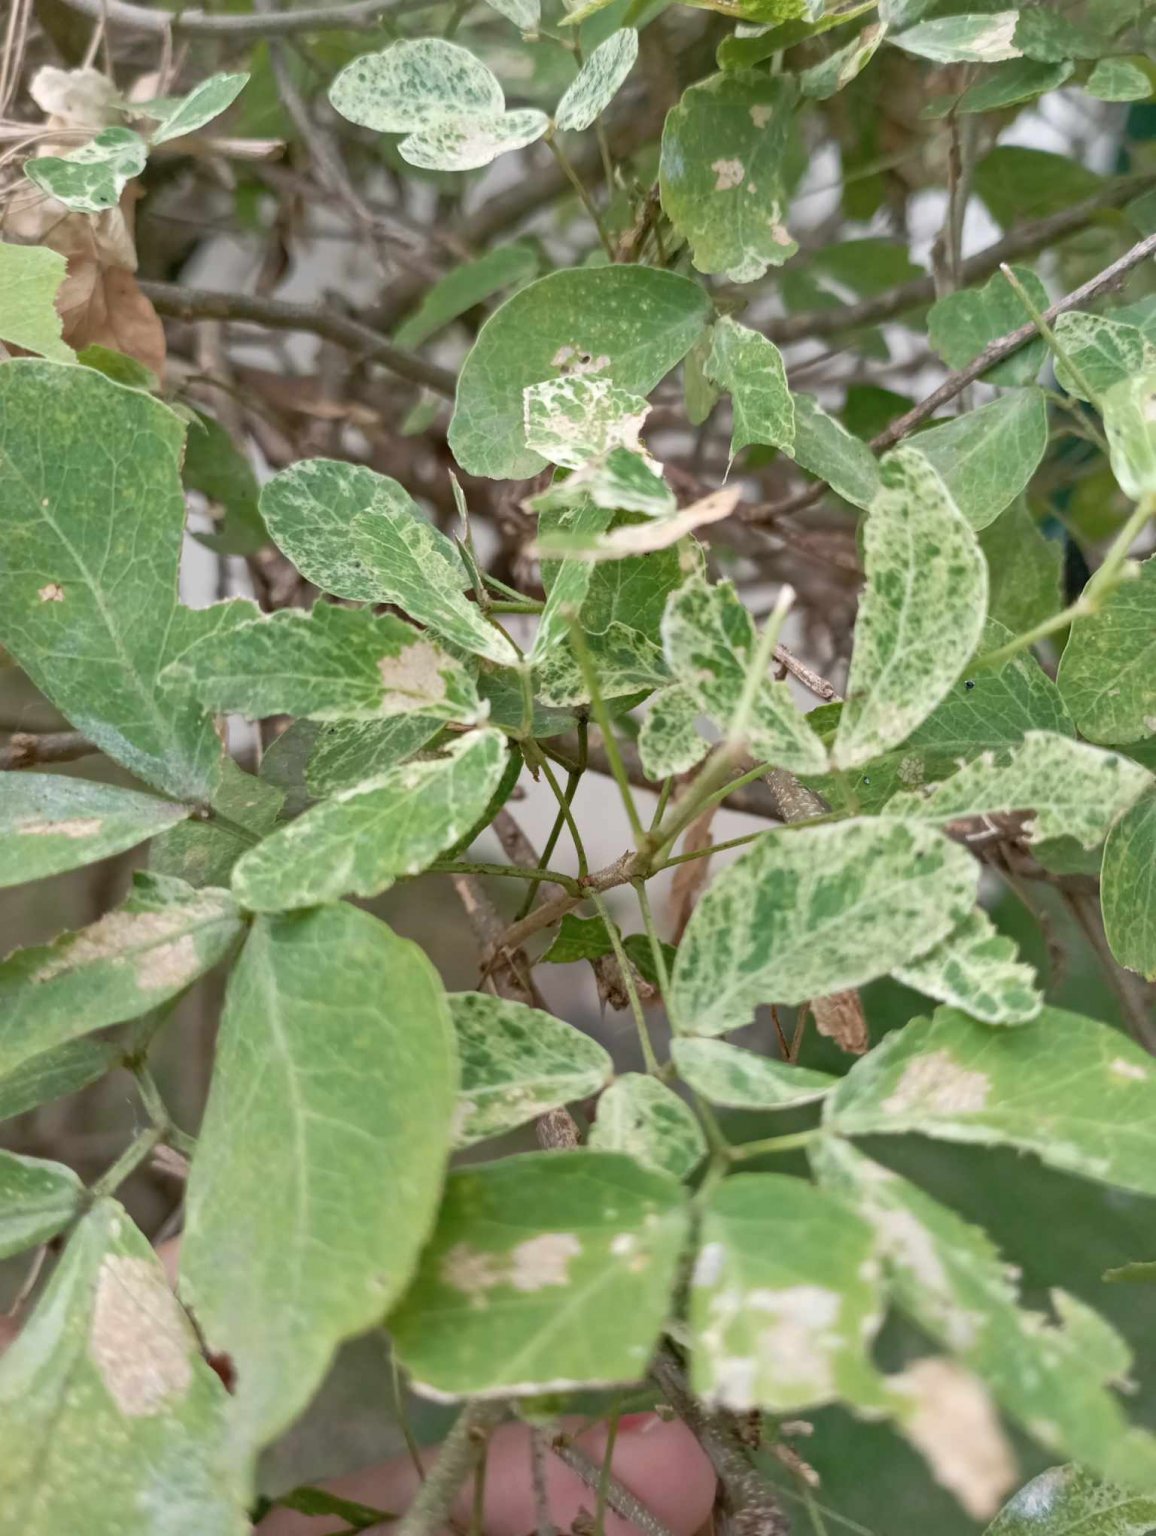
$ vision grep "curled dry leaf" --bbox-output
[809,989,869,1055]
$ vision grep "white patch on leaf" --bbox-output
[881,1050,990,1116]
[712,158,745,191]
[89,1256,193,1416]
[509,1232,581,1291]
[17,817,103,838]
[1110,1056,1148,1082]
[37,582,65,602]
[892,1357,1016,1520]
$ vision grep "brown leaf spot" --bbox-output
[38,582,65,603]
[810,991,869,1055]
[89,1255,193,1416]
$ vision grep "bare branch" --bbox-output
[0,730,95,770]
[55,0,437,38]
[549,1435,679,1536]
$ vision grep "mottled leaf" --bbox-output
[662,576,827,772]
[1052,312,1156,401]
[449,267,710,478]
[1102,371,1156,501]
[484,0,540,29]
[536,487,740,561]
[705,316,794,459]
[0,775,188,888]
[893,12,1021,62]
[638,685,708,778]
[449,991,611,1146]
[1057,556,1156,744]
[306,716,444,795]
[912,388,1049,531]
[330,40,504,132]
[659,72,797,283]
[0,874,242,1083]
[554,29,638,131]
[589,1074,706,1180]
[691,1173,887,1411]
[832,447,988,770]
[800,22,887,99]
[399,110,550,172]
[181,904,457,1455]
[887,730,1151,847]
[0,1200,245,1534]
[0,241,73,362]
[143,72,248,145]
[389,1150,689,1397]
[0,1150,82,1259]
[260,458,517,665]
[24,127,148,213]
[395,244,538,349]
[232,728,506,912]
[954,58,1074,114]
[0,362,222,801]
[523,375,650,470]
[792,393,880,509]
[893,907,1043,1024]
[1085,59,1153,102]
[826,1004,1156,1196]
[928,267,1049,387]
[1102,787,1156,980]
[671,1037,837,1109]
[986,1466,1156,1535]
[668,818,977,1035]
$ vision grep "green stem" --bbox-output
[515,720,587,921]
[632,879,670,997]
[657,828,763,870]
[728,1128,820,1162]
[591,890,659,1074]
[1000,262,1099,404]
[545,134,616,261]
[728,584,795,750]
[431,858,579,893]
[569,621,645,843]
[532,742,590,879]
[90,1126,165,1200]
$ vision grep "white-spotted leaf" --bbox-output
[589,1074,706,1180]
[672,1037,838,1109]
[893,907,1043,1024]
[329,40,504,133]
[705,316,794,460]
[1102,787,1156,980]
[24,127,147,213]
[0,776,188,888]
[400,109,550,172]
[554,29,638,132]
[985,1466,1156,1536]
[0,1150,82,1260]
[523,375,650,470]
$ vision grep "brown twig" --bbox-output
[0,730,95,770]
[55,0,438,36]
[548,1437,678,1536]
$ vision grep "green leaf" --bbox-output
[523,375,650,470]
[911,388,1049,530]
[892,907,1043,1025]
[1052,311,1156,401]
[231,728,506,912]
[183,409,266,556]
[389,1150,689,1397]
[791,393,880,509]
[589,1074,706,1179]
[0,775,188,888]
[529,504,610,664]
[24,126,148,213]
[182,904,457,1456]
[1014,6,1114,60]
[706,319,794,460]
[987,1466,1156,1536]
[671,1036,838,1109]
[661,575,827,772]
[813,1136,1156,1493]
[0,241,73,363]
[555,29,638,131]
[536,487,741,561]
[1102,787,1156,980]
[260,458,517,666]
[825,1003,1156,1196]
[165,601,483,726]
[306,716,444,796]
[532,450,676,523]
[394,243,538,349]
[0,874,242,1083]
[1085,58,1153,101]
[668,817,977,1035]
[691,1173,887,1411]
[952,58,1074,115]
[832,447,988,769]
[980,499,1064,635]
[330,40,504,132]
[1057,556,1156,744]
[887,729,1151,846]
[799,21,887,99]
[659,72,797,283]
[0,1200,245,1534]
[449,267,711,479]
[484,0,540,28]
[0,1038,120,1123]
[974,146,1104,228]
[450,992,611,1146]
[0,362,223,801]
[143,72,249,145]
[0,1150,82,1259]
[1102,371,1156,500]
[893,12,1021,62]
[638,685,708,778]
[399,110,550,172]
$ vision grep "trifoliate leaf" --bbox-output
[662,576,827,772]
[0,776,188,888]
[638,685,708,778]
[814,1137,1156,1493]
[260,458,517,666]
[182,904,457,1456]
[394,243,539,349]
[1052,312,1156,401]
[668,818,977,1035]
[329,39,504,132]
[832,447,988,770]
[399,109,550,172]
[800,22,887,98]
[449,992,612,1147]
[705,316,794,461]
[0,1039,120,1123]
[389,1150,690,1397]
[0,1151,82,1259]
[523,375,650,470]
[0,1200,246,1534]
[1085,58,1153,102]
[554,29,638,132]
[826,1004,1156,1196]
[893,908,1043,1025]
[791,393,879,509]
[589,1075,706,1180]
[887,730,1151,846]
[231,728,507,912]
[671,1037,838,1109]
[449,267,711,479]
[659,72,797,284]
[306,716,444,796]
[893,12,1021,62]
[0,241,73,363]
[0,363,222,801]
[691,1173,887,1412]
[911,388,1049,531]
[1102,787,1156,980]
[0,874,242,1083]
[1102,371,1156,500]
[164,602,483,725]
[1057,556,1156,744]
[928,267,1048,387]
[142,72,248,145]
[986,1466,1156,1536]
[24,126,148,213]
